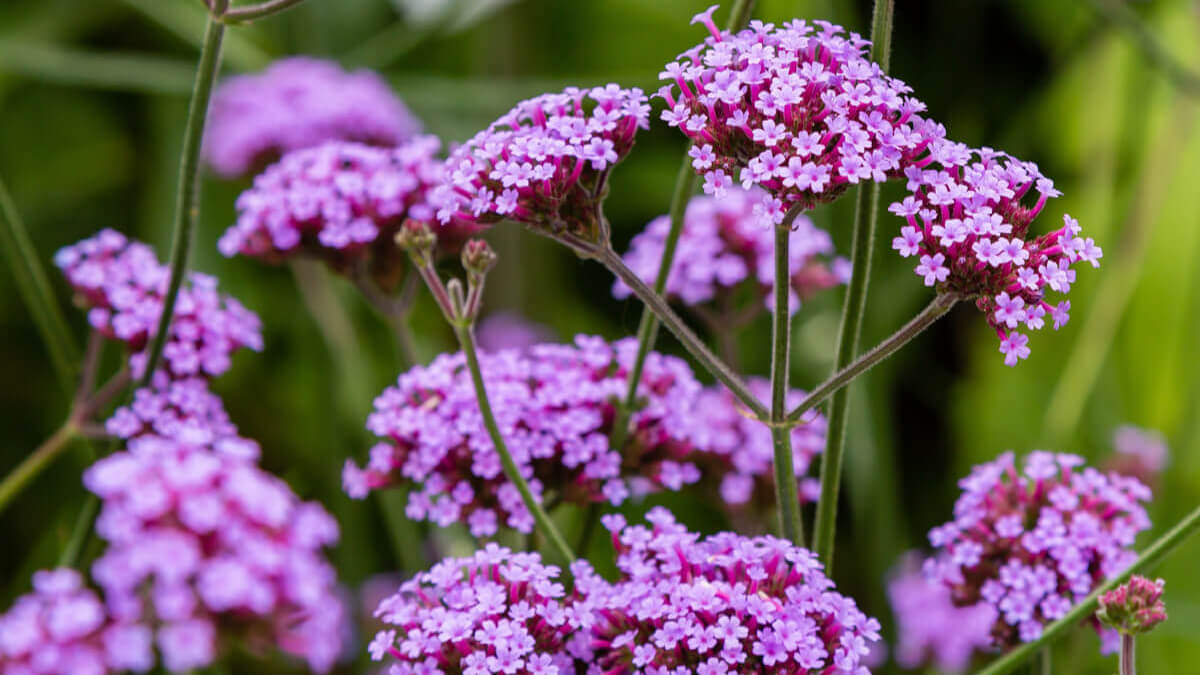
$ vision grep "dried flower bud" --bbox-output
[1097,576,1167,635]
[394,219,436,264]
[461,239,498,285]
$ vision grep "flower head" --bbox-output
[1105,425,1169,488]
[104,373,255,456]
[612,187,846,313]
[0,568,154,674]
[887,148,1100,365]
[344,336,703,536]
[476,312,556,352]
[431,85,650,245]
[1097,575,1167,635]
[204,57,421,177]
[582,508,882,673]
[55,229,263,380]
[222,138,472,278]
[368,544,583,674]
[659,17,939,215]
[85,432,344,672]
[887,553,995,673]
[926,451,1151,651]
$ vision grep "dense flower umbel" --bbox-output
[344,336,703,537]
[887,147,1101,365]
[55,229,263,380]
[659,9,940,217]
[613,187,847,313]
[688,378,826,508]
[1097,575,1167,635]
[221,138,472,280]
[580,508,881,674]
[887,553,995,673]
[367,544,582,674]
[105,373,250,450]
[85,433,344,672]
[0,568,154,674]
[431,85,650,244]
[204,57,421,177]
[925,451,1151,650]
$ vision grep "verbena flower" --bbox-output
[925,451,1151,651]
[55,229,263,380]
[475,312,556,352]
[0,568,154,674]
[887,553,995,673]
[612,187,847,313]
[104,372,249,450]
[688,378,826,508]
[660,9,939,216]
[887,147,1100,366]
[431,85,650,245]
[204,57,421,178]
[84,432,344,672]
[220,138,475,280]
[581,507,882,674]
[1106,425,1168,488]
[343,336,703,537]
[1097,575,1167,636]
[367,543,584,675]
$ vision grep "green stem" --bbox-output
[350,268,420,368]
[1119,634,1135,675]
[974,502,1200,675]
[810,0,895,572]
[136,3,226,390]
[597,246,768,420]
[575,502,601,554]
[452,323,575,565]
[0,422,78,515]
[771,210,804,546]
[612,0,757,442]
[222,0,308,23]
[0,174,80,397]
[1088,0,1200,97]
[58,495,100,568]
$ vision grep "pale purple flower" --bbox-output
[475,312,556,352]
[887,553,995,673]
[1106,425,1169,487]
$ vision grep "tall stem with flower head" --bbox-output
[770,206,805,546]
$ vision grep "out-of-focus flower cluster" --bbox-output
[367,543,581,674]
[925,451,1151,650]
[613,187,847,313]
[1106,425,1168,488]
[105,373,242,447]
[475,313,556,352]
[888,149,1100,366]
[55,229,262,380]
[0,569,154,675]
[579,508,881,674]
[660,11,939,217]
[343,335,704,537]
[204,57,421,178]
[431,84,649,242]
[887,553,995,673]
[688,378,826,508]
[221,138,457,278]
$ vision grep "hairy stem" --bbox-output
[974,502,1200,675]
[222,0,308,23]
[771,209,804,546]
[453,323,575,565]
[810,0,895,571]
[1119,634,1135,675]
[0,174,80,397]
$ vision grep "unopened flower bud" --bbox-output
[1098,576,1167,635]
[395,220,436,265]
[461,239,497,285]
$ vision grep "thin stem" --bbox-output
[58,495,100,568]
[0,422,78,515]
[222,0,308,23]
[1039,648,1052,675]
[1119,634,1135,675]
[136,5,226,390]
[771,210,804,546]
[974,501,1200,675]
[350,268,419,368]
[597,247,768,420]
[0,174,80,397]
[811,0,895,572]
[575,503,601,554]
[452,323,575,565]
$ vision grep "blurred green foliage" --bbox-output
[1,0,1199,673]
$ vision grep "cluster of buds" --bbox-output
[1098,576,1167,636]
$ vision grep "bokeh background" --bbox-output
[2,0,1199,672]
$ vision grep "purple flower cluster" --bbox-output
[579,508,881,674]
[887,553,995,673]
[888,148,1101,365]
[431,85,650,242]
[343,336,703,537]
[55,229,263,380]
[204,57,421,178]
[367,543,582,674]
[689,378,826,508]
[660,10,939,217]
[104,372,248,450]
[221,138,470,277]
[925,451,1151,650]
[475,312,556,352]
[84,431,344,671]
[0,569,154,674]
[613,187,847,313]
[1106,425,1168,488]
